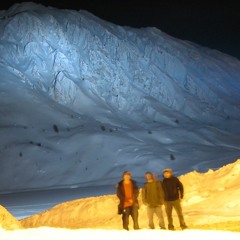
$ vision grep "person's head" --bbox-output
[153,173,158,180]
[122,171,132,181]
[145,172,154,182]
[163,168,173,178]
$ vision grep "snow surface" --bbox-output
[1,228,240,240]
[0,2,239,194]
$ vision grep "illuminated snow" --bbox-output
[1,228,240,240]
[0,4,240,239]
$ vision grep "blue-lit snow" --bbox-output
[0,2,239,194]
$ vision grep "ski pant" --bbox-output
[147,205,165,229]
[122,205,139,230]
[164,199,187,229]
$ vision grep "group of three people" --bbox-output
[116,168,187,230]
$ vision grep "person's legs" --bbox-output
[122,207,131,230]
[155,205,165,229]
[147,206,155,229]
[130,205,140,229]
[172,200,187,229]
[165,201,174,230]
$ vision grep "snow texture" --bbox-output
[0,2,239,192]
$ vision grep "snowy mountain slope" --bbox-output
[0,2,239,192]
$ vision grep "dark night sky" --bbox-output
[1,0,240,59]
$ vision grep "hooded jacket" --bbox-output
[162,176,184,201]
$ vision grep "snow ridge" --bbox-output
[0,3,239,192]
[1,3,240,120]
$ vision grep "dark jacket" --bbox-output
[116,180,139,214]
[162,176,184,201]
[142,180,164,207]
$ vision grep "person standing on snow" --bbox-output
[162,168,188,230]
[142,171,166,229]
[116,171,140,230]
